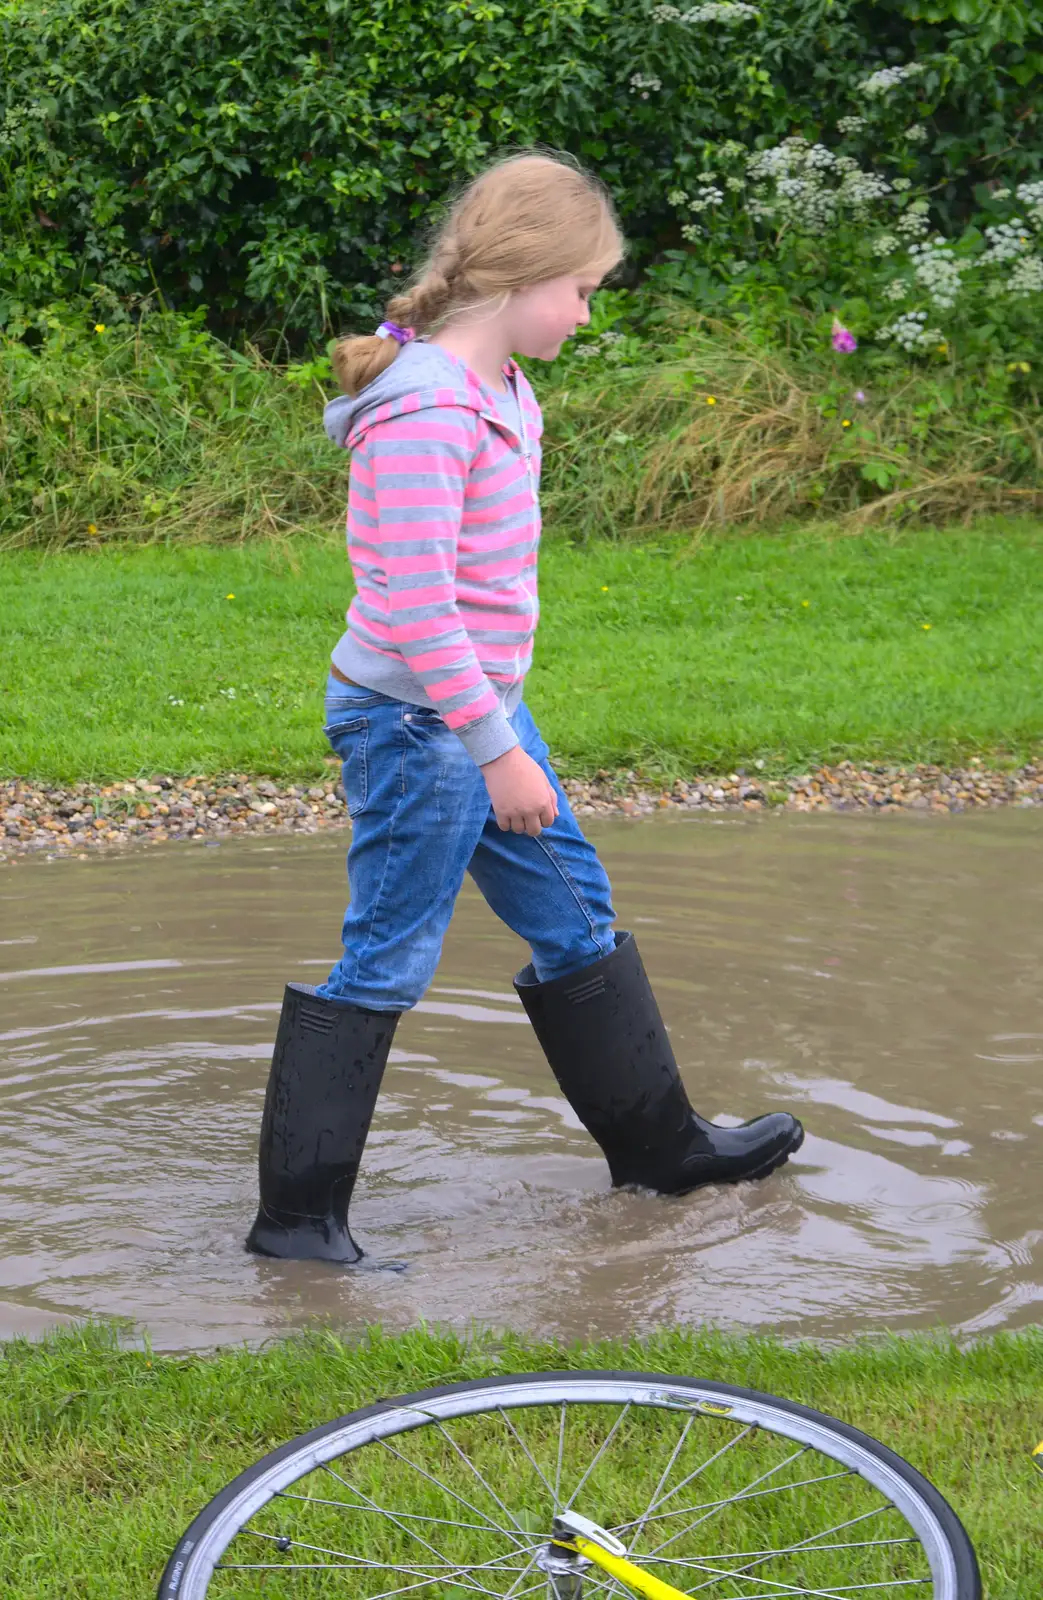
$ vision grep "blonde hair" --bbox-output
[332,148,625,397]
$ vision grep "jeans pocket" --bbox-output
[323,716,369,818]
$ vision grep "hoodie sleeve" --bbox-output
[350,409,520,766]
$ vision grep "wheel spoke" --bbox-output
[645,1463,852,1557]
[320,1459,504,1572]
[642,1531,916,1568]
[560,1401,633,1515]
[278,1487,519,1537]
[625,1411,696,1547]
[620,1425,757,1546]
[584,1567,645,1600]
[424,1415,532,1537]
[497,1407,559,1504]
[554,1400,567,1507]
[501,1542,548,1600]
[679,1506,905,1594]
[715,1584,931,1598]
[375,1436,532,1549]
[221,1528,541,1596]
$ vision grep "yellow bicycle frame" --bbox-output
[554,1533,691,1600]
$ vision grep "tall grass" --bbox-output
[3,304,1041,550]
[549,328,1043,538]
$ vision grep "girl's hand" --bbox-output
[481,746,559,836]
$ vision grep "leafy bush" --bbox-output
[648,99,1043,374]
[1,0,1040,344]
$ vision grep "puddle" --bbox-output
[1,810,1040,1350]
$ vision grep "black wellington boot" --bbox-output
[514,932,804,1194]
[245,983,400,1263]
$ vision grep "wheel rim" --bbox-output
[162,1374,975,1600]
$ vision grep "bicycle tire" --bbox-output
[157,1369,981,1600]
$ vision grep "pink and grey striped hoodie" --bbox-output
[324,339,543,765]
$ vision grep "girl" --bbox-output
[246,151,803,1263]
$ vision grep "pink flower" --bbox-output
[854,389,866,404]
[831,318,858,354]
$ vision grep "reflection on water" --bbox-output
[1,811,1041,1351]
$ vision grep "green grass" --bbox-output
[3,519,1042,784]
[1,1320,1041,1598]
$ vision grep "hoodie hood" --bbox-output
[323,339,525,452]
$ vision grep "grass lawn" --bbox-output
[2,518,1042,783]
[1,1320,1041,1598]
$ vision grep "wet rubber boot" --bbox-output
[245,983,400,1263]
[514,931,804,1194]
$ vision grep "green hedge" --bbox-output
[1,0,1040,344]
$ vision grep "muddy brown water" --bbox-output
[1,812,1041,1353]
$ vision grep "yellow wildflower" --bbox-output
[801,600,810,608]
[841,419,852,428]
[922,624,932,631]
[705,395,717,405]
[87,523,98,535]
[225,593,236,600]
[94,323,106,333]
[601,586,609,592]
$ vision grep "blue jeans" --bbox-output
[318,672,617,1010]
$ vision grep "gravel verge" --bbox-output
[3,759,1043,859]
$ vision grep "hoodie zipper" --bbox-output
[480,382,535,498]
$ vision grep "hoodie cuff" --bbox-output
[454,704,520,767]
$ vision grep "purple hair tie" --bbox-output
[376,321,415,345]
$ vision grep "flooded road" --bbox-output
[1,812,1041,1352]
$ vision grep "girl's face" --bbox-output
[508,274,598,361]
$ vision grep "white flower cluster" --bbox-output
[873,233,900,256]
[859,62,926,98]
[572,331,628,363]
[892,177,912,193]
[876,310,944,352]
[670,180,725,212]
[904,123,928,143]
[908,238,970,310]
[980,220,1033,264]
[1007,255,1043,297]
[1017,180,1043,220]
[679,2,760,20]
[882,279,908,302]
[842,170,893,208]
[744,137,891,233]
[836,116,867,134]
[630,73,662,97]
[690,183,724,209]
[896,201,931,239]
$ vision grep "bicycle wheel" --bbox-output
[157,1370,980,1600]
